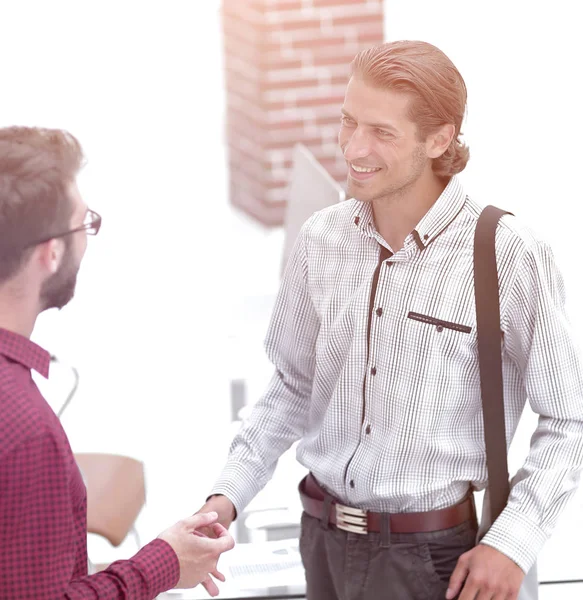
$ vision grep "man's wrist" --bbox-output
[206,493,237,520]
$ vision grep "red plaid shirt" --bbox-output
[0,328,179,599]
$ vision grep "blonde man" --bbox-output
[201,41,583,599]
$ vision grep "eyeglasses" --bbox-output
[66,208,102,238]
[24,209,102,249]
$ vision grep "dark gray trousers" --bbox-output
[299,512,477,600]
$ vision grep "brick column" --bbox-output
[223,0,384,226]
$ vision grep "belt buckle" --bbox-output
[335,503,368,534]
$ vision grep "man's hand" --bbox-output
[193,496,237,596]
[446,543,525,600]
[158,512,235,596]
[196,495,237,536]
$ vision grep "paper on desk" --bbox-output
[165,538,305,595]
[221,538,304,590]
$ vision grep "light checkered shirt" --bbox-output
[213,176,583,572]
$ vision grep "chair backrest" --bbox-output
[75,452,145,547]
[281,144,345,274]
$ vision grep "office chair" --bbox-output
[51,357,146,569]
[75,452,145,549]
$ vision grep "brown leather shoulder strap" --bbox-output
[474,205,512,522]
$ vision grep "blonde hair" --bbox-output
[0,126,84,282]
[351,41,469,178]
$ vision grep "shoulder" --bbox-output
[464,197,562,302]
[0,361,52,460]
[302,199,361,235]
[464,196,552,259]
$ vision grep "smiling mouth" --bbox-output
[349,164,382,181]
[351,164,382,173]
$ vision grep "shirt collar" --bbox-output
[350,176,467,247]
[413,176,467,248]
[0,328,51,378]
[349,200,376,239]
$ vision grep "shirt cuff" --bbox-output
[479,506,548,573]
[128,538,180,596]
[210,462,265,518]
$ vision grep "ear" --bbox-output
[426,123,456,159]
[37,239,65,275]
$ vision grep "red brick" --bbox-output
[261,57,304,70]
[294,94,345,109]
[262,158,293,172]
[265,177,291,190]
[268,18,323,32]
[261,77,321,91]
[312,0,367,5]
[318,156,343,171]
[231,189,287,226]
[229,162,266,187]
[332,13,384,27]
[222,3,265,22]
[224,40,263,64]
[266,134,324,150]
[222,0,383,223]
[358,24,384,43]
[330,74,350,86]
[228,121,266,148]
[265,117,306,130]
[292,36,346,50]
[228,106,266,131]
[316,114,344,127]
[309,104,345,118]
[263,100,292,111]
[311,52,361,67]
[257,0,302,12]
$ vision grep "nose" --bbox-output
[341,127,373,162]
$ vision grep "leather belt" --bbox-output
[299,474,475,535]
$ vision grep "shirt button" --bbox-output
[365,425,371,435]
[354,216,360,225]
[424,234,429,240]
[371,366,377,376]
[349,480,355,488]
[436,325,444,333]
[376,307,383,317]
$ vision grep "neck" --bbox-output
[372,172,448,252]
[0,288,39,339]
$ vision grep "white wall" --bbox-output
[385,0,583,583]
[1,0,233,549]
[384,0,583,317]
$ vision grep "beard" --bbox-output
[40,242,80,311]
[347,144,429,203]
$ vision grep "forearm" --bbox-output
[212,223,318,514]
[481,416,583,572]
[0,432,179,600]
[211,371,310,514]
[489,237,583,571]
[63,540,179,600]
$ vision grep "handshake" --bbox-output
[157,495,237,597]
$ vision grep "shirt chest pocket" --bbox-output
[407,311,472,334]
[403,310,478,362]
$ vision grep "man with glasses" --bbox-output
[0,126,234,599]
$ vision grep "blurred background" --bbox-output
[1,0,582,595]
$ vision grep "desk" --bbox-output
[158,538,306,600]
[158,584,305,600]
